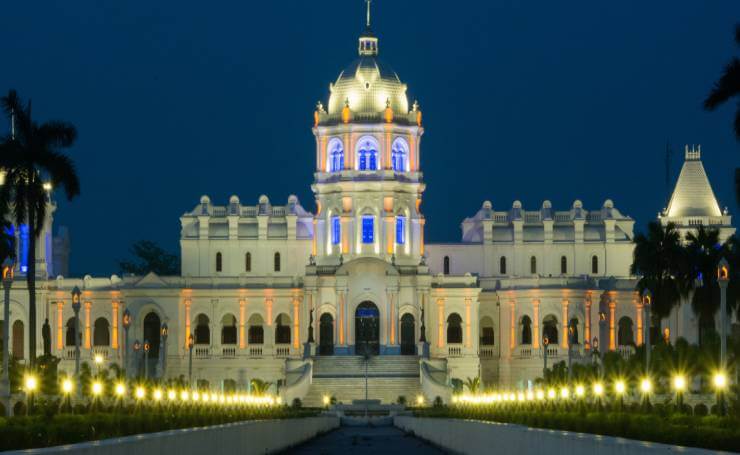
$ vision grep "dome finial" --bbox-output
[358,0,378,56]
[366,0,372,29]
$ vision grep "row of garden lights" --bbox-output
[23,375,280,406]
[453,372,729,405]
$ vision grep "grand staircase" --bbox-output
[302,356,421,407]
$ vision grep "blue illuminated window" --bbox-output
[329,140,344,172]
[357,138,379,171]
[391,138,408,172]
[331,216,340,245]
[396,216,405,244]
[362,216,374,244]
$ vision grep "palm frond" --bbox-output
[37,150,80,200]
[37,121,77,148]
[703,58,740,111]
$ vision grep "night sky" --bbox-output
[1,0,739,277]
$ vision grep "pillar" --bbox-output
[465,298,472,349]
[437,298,445,349]
[584,295,591,350]
[239,299,246,349]
[609,298,616,351]
[532,299,540,349]
[84,301,91,349]
[292,297,300,349]
[561,299,569,349]
[636,301,643,346]
[509,300,516,351]
[184,299,192,348]
[56,301,64,350]
[111,300,119,350]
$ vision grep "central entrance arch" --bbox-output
[355,301,379,355]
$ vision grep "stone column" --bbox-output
[532,299,540,349]
[584,295,592,350]
[561,299,569,349]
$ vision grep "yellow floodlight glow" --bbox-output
[180,390,190,401]
[153,389,163,401]
[91,381,103,396]
[614,380,626,395]
[24,375,38,393]
[94,354,104,365]
[61,378,74,394]
[672,375,687,392]
[535,390,545,400]
[593,382,604,397]
[640,378,652,394]
[115,382,126,397]
[135,386,146,399]
[526,390,534,401]
[713,372,728,390]
[202,393,210,403]
[547,388,556,399]
[167,390,177,400]
[416,395,425,406]
[192,391,200,402]
[575,385,585,398]
[560,387,569,399]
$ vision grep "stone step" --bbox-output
[302,376,422,407]
[312,356,419,377]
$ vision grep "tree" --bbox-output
[0,90,80,368]
[631,222,689,333]
[703,24,740,203]
[119,240,179,276]
[249,378,273,396]
[464,376,480,394]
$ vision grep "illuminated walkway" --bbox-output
[287,425,448,454]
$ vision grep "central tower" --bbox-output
[311,11,425,267]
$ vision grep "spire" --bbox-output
[358,0,378,56]
[664,144,721,218]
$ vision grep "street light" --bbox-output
[1,257,14,416]
[114,382,126,398]
[542,336,550,376]
[122,309,131,378]
[713,371,728,416]
[717,258,730,371]
[187,333,194,387]
[641,289,652,374]
[71,286,82,395]
[673,374,687,408]
[160,323,169,378]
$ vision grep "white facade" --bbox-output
[1,19,735,398]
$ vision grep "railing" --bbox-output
[249,346,263,357]
[524,214,540,223]
[617,345,635,359]
[546,346,559,357]
[517,346,532,358]
[212,207,227,217]
[554,214,571,222]
[447,344,463,357]
[194,346,211,359]
[91,346,111,360]
[272,207,286,217]
[479,347,495,358]
[275,345,291,358]
[493,214,508,223]
[63,347,78,360]
[222,346,237,358]
[241,207,257,217]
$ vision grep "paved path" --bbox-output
[286,425,448,454]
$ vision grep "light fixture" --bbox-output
[416,395,425,406]
[614,380,626,395]
[713,372,728,390]
[575,385,585,398]
[673,375,687,392]
[180,390,190,401]
[115,382,126,397]
[593,382,604,396]
[547,388,556,399]
[135,387,146,399]
[168,390,177,400]
[560,387,569,399]
[91,381,103,396]
[94,354,104,365]
[153,389,163,401]
[61,379,73,394]
[535,390,545,400]
[24,375,38,393]
[640,378,652,394]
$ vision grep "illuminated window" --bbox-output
[331,216,341,245]
[391,138,408,172]
[362,216,374,244]
[356,136,379,171]
[396,216,405,244]
[327,138,344,172]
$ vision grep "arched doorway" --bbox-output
[12,320,24,360]
[319,313,334,355]
[142,312,161,358]
[400,313,415,355]
[355,301,379,355]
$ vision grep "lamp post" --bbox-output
[122,309,131,378]
[71,286,82,395]
[133,340,141,377]
[717,258,729,370]
[143,340,150,380]
[187,334,194,387]
[1,258,14,416]
[641,289,652,374]
[542,336,549,377]
[567,323,573,380]
[160,323,168,379]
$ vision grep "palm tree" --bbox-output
[464,376,480,394]
[0,90,80,368]
[685,227,724,343]
[250,378,273,396]
[703,24,740,203]
[631,222,689,337]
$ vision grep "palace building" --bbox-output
[1,9,734,404]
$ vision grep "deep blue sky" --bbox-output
[1,1,739,276]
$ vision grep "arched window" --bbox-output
[245,252,252,272]
[274,252,281,272]
[65,318,77,347]
[331,216,341,245]
[356,136,379,171]
[560,256,567,275]
[446,313,463,344]
[543,315,558,345]
[591,255,599,274]
[194,314,210,345]
[248,314,264,344]
[391,138,408,172]
[275,314,291,344]
[362,216,374,244]
[480,316,494,346]
[530,256,537,274]
[443,256,450,275]
[143,312,161,358]
[93,318,110,346]
[221,314,237,345]
[327,138,344,172]
[396,215,405,245]
[499,256,506,275]
[215,252,222,272]
[618,317,634,346]
[520,316,532,345]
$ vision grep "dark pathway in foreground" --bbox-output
[286,425,448,454]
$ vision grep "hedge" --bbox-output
[0,406,318,451]
[416,405,740,452]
